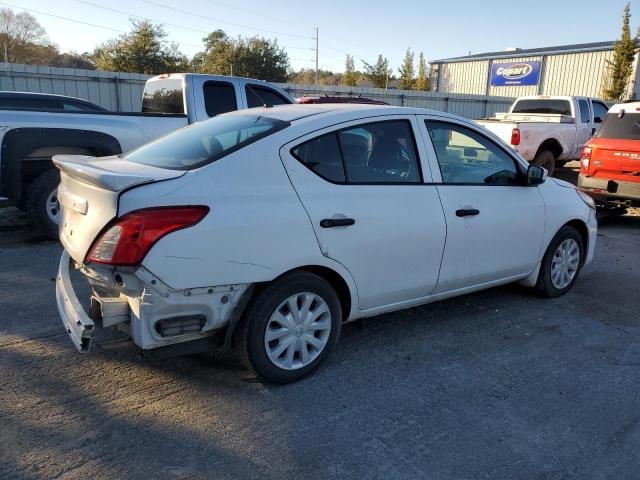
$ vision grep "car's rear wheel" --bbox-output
[536,226,584,297]
[236,271,342,384]
[533,149,556,177]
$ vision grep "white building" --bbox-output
[430,41,640,99]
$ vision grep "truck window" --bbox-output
[592,102,609,123]
[596,112,640,140]
[203,81,237,117]
[512,99,572,116]
[142,78,185,114]
[578,99,590,123]
[245,85,290,108]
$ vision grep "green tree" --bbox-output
[290,68,342,85]
[602,3,638,101]
[398,48,415,90]
[363,54,392,88]
[342,54,358,86]
[193,29,290,82]
[92,20,187,74]
[415,52,429,91]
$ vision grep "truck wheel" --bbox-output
[535,226,584,298]
[235,271,342,384]
[25,169,61,240]
[533,150,556,176]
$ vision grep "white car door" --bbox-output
[279,116,447,310]
[419,116,546,293]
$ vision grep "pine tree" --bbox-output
[342,54,358,86]
[602,3,638,101]
[415,52,429,91]
[363,54,392,88]
[398,48,415,90]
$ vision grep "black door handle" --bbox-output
[455,209,480,217]
[320,218,355,228]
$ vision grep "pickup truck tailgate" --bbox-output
[477,120,515,145]
[53,155,184,263]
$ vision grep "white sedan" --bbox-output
[54,104,597,383]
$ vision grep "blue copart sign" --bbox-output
[490,61,541,86]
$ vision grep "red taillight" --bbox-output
[86,206,209,266]
[510,128,521,146]
[581,146,592,171]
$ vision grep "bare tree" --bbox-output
[0,8,48,64]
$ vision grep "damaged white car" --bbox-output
[55,104,597,383]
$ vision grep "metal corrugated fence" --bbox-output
[0,63,515,119]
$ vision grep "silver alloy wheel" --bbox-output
[551,238,580,289]
[46,187,60,225]
[264,292,332,371]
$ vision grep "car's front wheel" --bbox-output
[536,226,584,297]
[236,271,342,384]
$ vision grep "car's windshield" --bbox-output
[596,112,640,140]
[512,99,572,115]
[125,114,289,170]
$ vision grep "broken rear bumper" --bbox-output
[56,250,95,352]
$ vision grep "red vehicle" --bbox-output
[578,101,640,210]
[296,95,388,105]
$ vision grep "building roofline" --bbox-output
[430,40,630,64]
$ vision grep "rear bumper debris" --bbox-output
[56,250,95,352]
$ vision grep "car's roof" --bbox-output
[610,102,640,113]
[0,91,101,105]
[225,103,459,124]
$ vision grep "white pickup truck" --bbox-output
[0,73,293,236]
[476,95,609,175]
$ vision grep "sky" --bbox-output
[7,0,640,73]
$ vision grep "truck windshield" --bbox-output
[512,99,572,115]
[125,114,289,170]
[596,112,640,140]
[142,79,185,114]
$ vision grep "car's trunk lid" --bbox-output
[53,155,185,263]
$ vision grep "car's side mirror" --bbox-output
[527,164,547,185]
[594,116,602,123]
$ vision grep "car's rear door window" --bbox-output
[125,114,289,170]
[291,120,421,184]
[578,99,591,123]
[203,81,237,117]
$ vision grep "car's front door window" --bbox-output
[425,121,520,185]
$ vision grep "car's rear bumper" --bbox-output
[578,175,640,206]
[56,250,95,352]
[55,250,251,353]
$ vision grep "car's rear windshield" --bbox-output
[142,79,185,114]
[125,114,289,170]
[596,112,640,140]
[512,99,572,115]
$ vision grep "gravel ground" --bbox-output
[1,191,640,479]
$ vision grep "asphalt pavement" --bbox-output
[1,201,640,479]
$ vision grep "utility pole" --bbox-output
[314,27,318,85]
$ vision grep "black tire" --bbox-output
[535,226,584,298]
[235,271,342,384]
[25,169,61,240]
[533,149,556,177]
